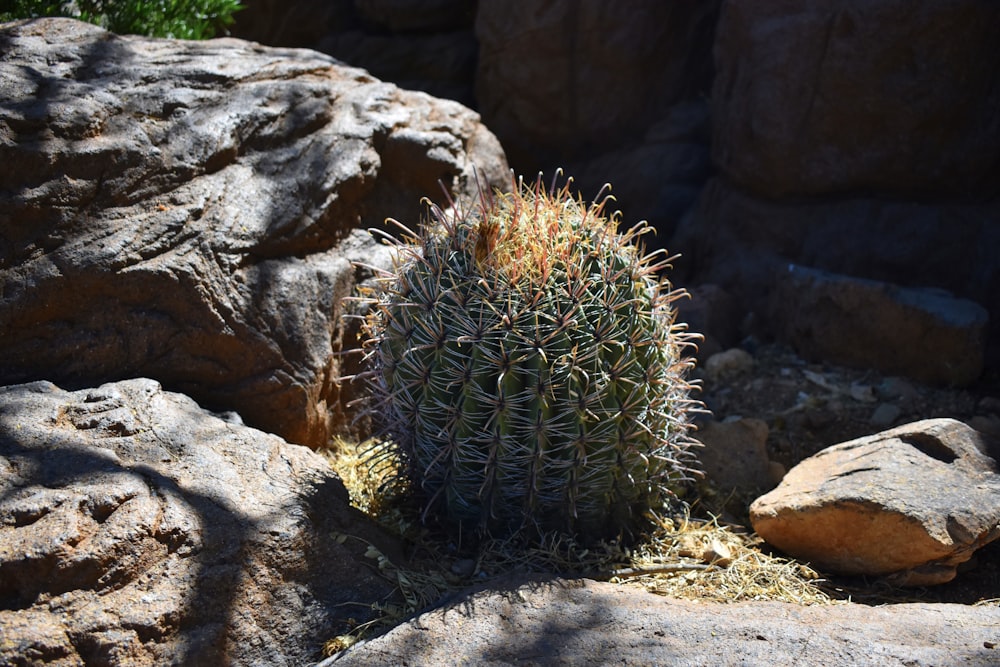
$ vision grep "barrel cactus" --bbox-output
[356,174,700,543]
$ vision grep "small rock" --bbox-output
[750,419,1000,585]
[450,558,477,577]
[870,403,903,428]
[978,396,1000,416]
[704,348,755,381]
[848,383,877,403]
[878,376,921,403]
[696,418,772,494]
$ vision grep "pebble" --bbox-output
[704,348,754,381]
[870,403,902,428]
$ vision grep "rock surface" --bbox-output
[771,264,989,386]
[711,0,1000,199]
[750,419,1000,585]
[474,0,718,171]
[329,576,1000,667]
[0,378,401,666]
[696,418,774,495]
[0,18,508,448]
[674,179,1000,376]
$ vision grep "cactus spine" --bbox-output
[359,175,699,542]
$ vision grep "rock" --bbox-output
[704,348,755,381]
[876,376,920,403]
[353,0,476,33]
[317,28,479,108]
[329,576,1000,666]
[0,378,402,666]
[474,0,719,170]
[0,18,509,448]
[711,0,1000,199]
[562,99,712,237]
[870,403,902,429]
[771,265,988,387]
[749,419,1000,585]
[672,180,1000,375]
[229,0,355,49]
[674,283,743,360]
[696,418,773,495]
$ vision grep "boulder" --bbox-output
[353,0,476,33]
[771,265,989,386]
[329,576,1000,666]
[0,378,402,666]
[672,179,1000,375]
[750,419,1000,585]
[317,29,479,108]
[0,18,508,448]
[711,0,1000,199]
[474,0,719,171]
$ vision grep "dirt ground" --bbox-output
[695,341,1000,605]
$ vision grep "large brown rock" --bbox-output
[771,265,988,386]
[0,378,402,666]
[475,0,719,171]
[0,18,508,448]
[711,0,1000,199]
[750,419,1000,585]
[330,576,1000,666]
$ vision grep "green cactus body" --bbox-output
[361,175,699,542]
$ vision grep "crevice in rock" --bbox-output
[900,433,958,464]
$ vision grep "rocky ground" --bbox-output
[695,341,1000,605]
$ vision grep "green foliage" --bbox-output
[357,175,701,544]
[0,0,244,39]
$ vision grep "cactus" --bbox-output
[356,174,700,543]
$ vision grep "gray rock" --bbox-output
[328,576,1000,667]
[0,18,508,447]
[0,378,403,666]
[750,419,1000,585]
[711,0,1000,199]
[771,265,988,386]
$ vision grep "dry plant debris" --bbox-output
[319,436,836,655]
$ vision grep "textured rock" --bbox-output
[330,576,1000,666]
[353,0,476,32]
[562,99,712,238]
[475,0,719,170]
[0,378,402,666]
[0,18,508,447]
[673,179,1000,374]
[711,0,1000,199]
[697,418,773,495]
[771,265,989,386]
[750,419,1000,585]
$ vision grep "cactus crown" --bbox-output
[356,173,700,544]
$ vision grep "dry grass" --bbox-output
[319,437,837,655]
